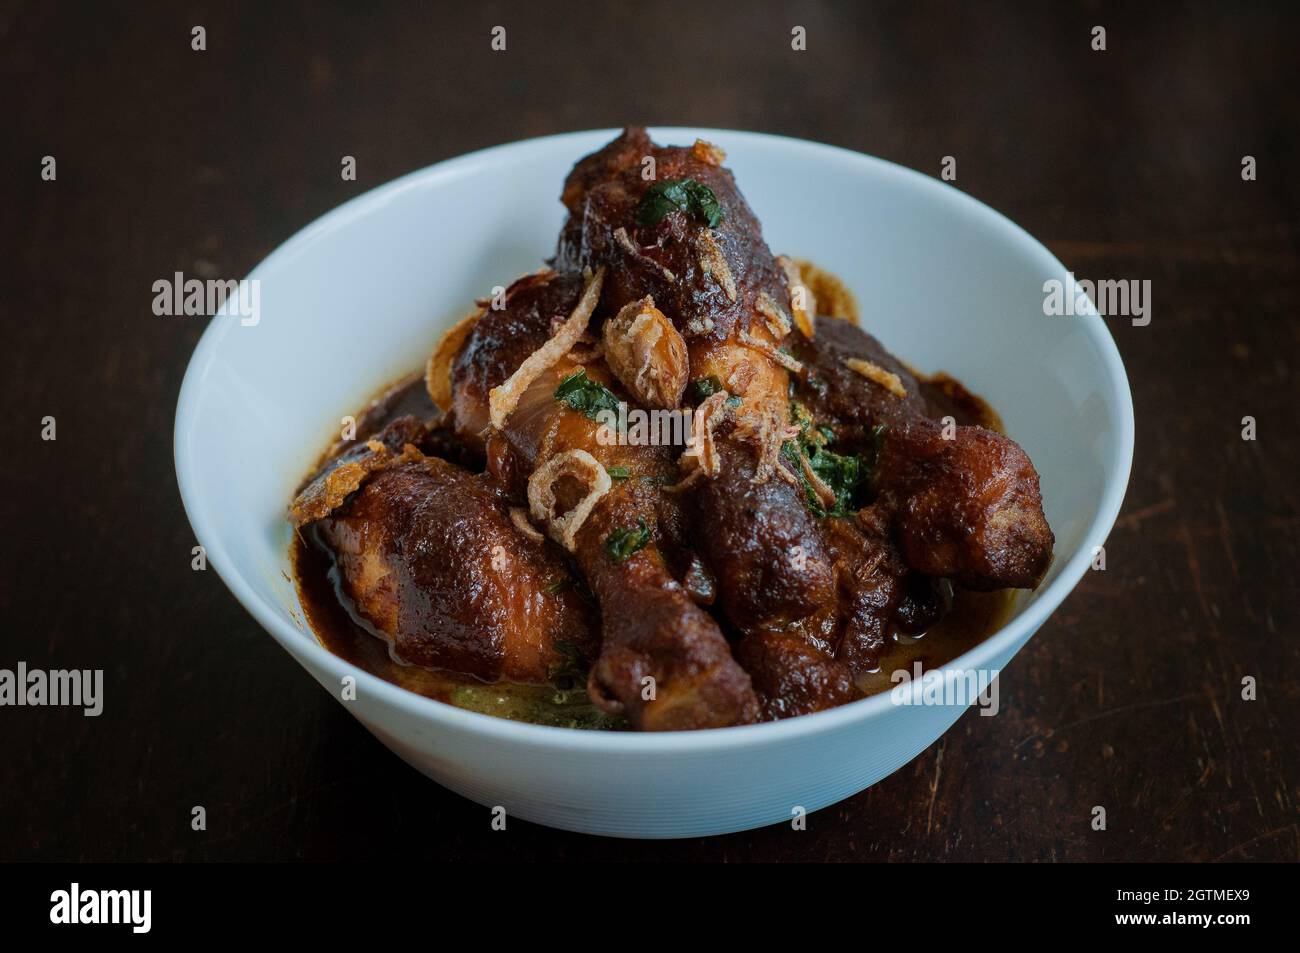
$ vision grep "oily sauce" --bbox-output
[291,367,1011,728]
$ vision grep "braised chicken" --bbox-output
[289,128,1054,731]
[449,270,758,729]
[292,418,596,682]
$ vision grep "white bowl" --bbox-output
[175,127,1133,838]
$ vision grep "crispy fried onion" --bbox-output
[509,506,545,543]
[691,139,726,166]
[425,308,483,412]
[614,228,677,283]
[749,401,791,484]
[799,452,837,508]
[695,229,737,302]
[739,328,804,375]
[290,441,424,526]
[725,359,755,395]
[603,296,689,409]
[728,402,796,485]
[527,449,612,552]
[678,390,729,481]
[489,267,605,430]
[776,255,816,339]
[794,258,858,324]
[756,289,792,339]
[844,357,907,398]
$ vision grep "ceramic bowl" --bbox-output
[175,127,1133,838]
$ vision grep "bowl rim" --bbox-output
[174,125,1134,754]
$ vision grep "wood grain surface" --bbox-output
[2,0,1296,861]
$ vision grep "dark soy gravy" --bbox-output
[291,365,1012,729]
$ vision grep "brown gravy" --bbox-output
[291,367,1011,729]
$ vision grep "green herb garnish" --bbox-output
[636,178,724,227]
[555,369,621,420]
[606,466,631,481]
[547,639,587,689]
[688,375,723,403]
[782,403,885,518]
[604,518,651,563]
[807,445,864,516]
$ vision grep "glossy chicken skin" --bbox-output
[555,129,955,718]
[788,317,930,437]
[555,130,838,635]
[874,420,1053,590]
[820,515,944,674]
[790,316,1054,590]
[733,631,855,722]
[297,422,596,683]
[556,128,789,345]
[451,272,760,730]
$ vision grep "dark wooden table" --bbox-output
[3,1,1296,862]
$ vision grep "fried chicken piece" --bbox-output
[450,272,758,729]
[294,425,597,683]
[733,631,855,721]
[556,127,788,346]
[790,315,1054,590]
[684,427,837,629]
[558,128,935,700]
[788,317,928,439]
[820,516,943,672]
[873,418,1053,590]
[556,128,833,631]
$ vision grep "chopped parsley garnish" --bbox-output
[606,466,631,481]
[783,403,886,518]
[688,375,723,403]
[554,369,621,420]
[807,446,864,516]
[604,518,651,563]
[636,178,724,227]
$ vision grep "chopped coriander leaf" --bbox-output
[554,369,621,420]
[606,466,631,480]
[789,400,816,437]
[806,445,864,516]
[604,518,651,563]
[688,375,723,403]
[783,401,886,517]
[636,178,724,228]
